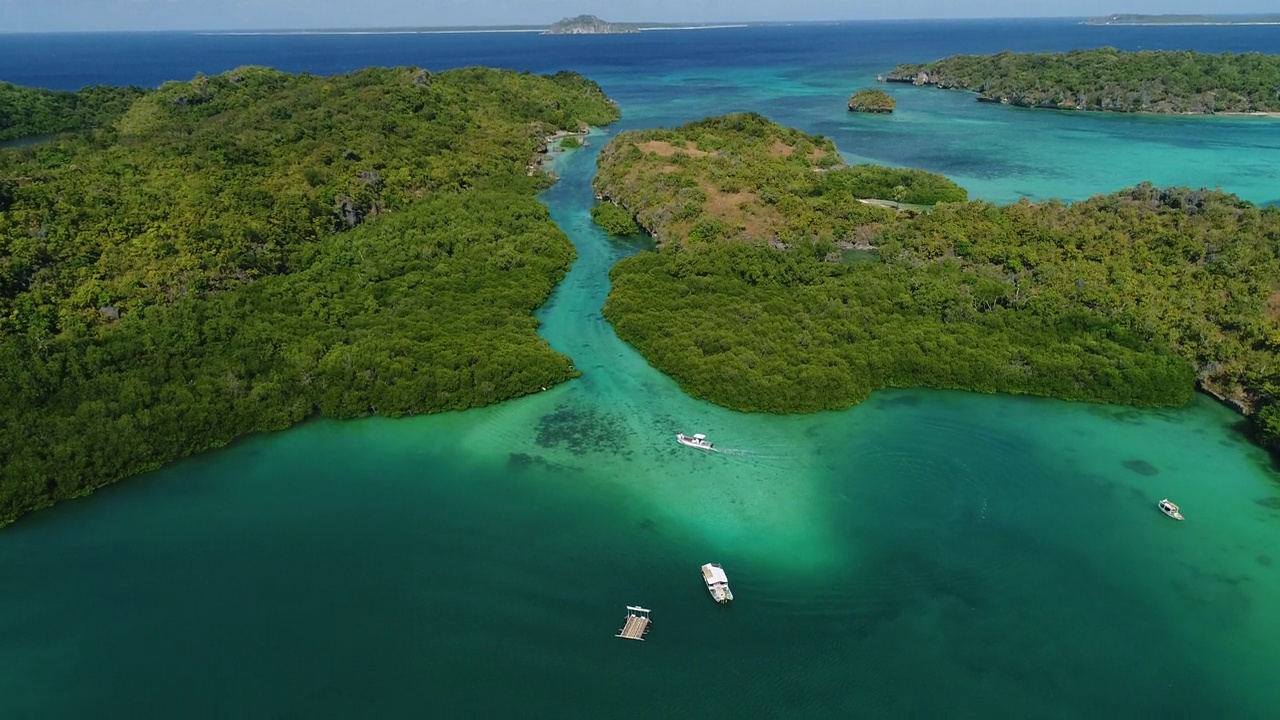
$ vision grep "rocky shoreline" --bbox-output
[847,88,896,114]
[527,124,594,177]
[883,64,1280,116]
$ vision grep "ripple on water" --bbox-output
[839,409,1029,525]
[731,407,1049,628]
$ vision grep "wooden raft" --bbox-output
[615,606,652,641]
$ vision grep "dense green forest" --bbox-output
[886,48,1280,114]
[597,115,1280,452]
[592,113,966,247]
[0,66,620,527]
[847,88,896,113]
[0,81,148,142]
[590,202,641,236]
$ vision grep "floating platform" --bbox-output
[615,606,652,641]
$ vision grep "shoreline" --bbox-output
[1204,111,1280,118]
[888,81,1280,118]
[1084,21,1280,26]
[528,126,595,177]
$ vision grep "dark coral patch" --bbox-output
[1122,459,1159,476]
[536,402,628,456]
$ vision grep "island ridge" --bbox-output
[543,15,640,34]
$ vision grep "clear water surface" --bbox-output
[1,20,1279,717]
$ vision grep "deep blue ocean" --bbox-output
[7,20,1280,204]
[4,20,1280,718]
[6,20,1280,92]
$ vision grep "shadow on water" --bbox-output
[1122,459,1160,476]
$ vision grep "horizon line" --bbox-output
[0,16,1106,36]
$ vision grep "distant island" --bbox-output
[199,20,750,36]
[543,15,640,35]
[1084,13,1280,25]
[886,48,1280,115]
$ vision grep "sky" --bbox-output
[1,0,1278,33]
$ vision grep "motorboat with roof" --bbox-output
[701,563,733,604]
[676,432,716,452]
[1158,498,1184,521]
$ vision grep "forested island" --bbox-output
[886,48,1280,114]
[0,66,619,527]
[847,88,896,113]
[1085,14,1280,25]
[594,113,1280,453]
[543,15,640,34]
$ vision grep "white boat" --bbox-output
[701,563,733,604]
[676,432,716,452]
[1158,498,1184,521]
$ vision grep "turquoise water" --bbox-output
[4,22,1280,717]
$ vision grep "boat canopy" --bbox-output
[704,565,729,584]
[694,434,706,440]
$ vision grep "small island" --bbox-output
[1084,13,1280,25]
[593,113,1280,458]
[886,48,1280,114]
[543,15,640,35]
[847,88,896,113]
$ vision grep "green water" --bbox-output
[5,93,1280,720]
[3,135,1278,717]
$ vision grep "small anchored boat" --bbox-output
[1158,498,1184,521]
[701,563,733,604]
[676,432,716,452]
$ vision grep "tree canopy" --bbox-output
[847,88,896,113]
[591,112,965,247]
[0,81,148,142]
[0,65,620,527]
[597,115,1280,455]
[887,48,1280,114]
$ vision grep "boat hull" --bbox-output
[676,433,716,452]
[701,562,733,603]
[1158,500,1184,520]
